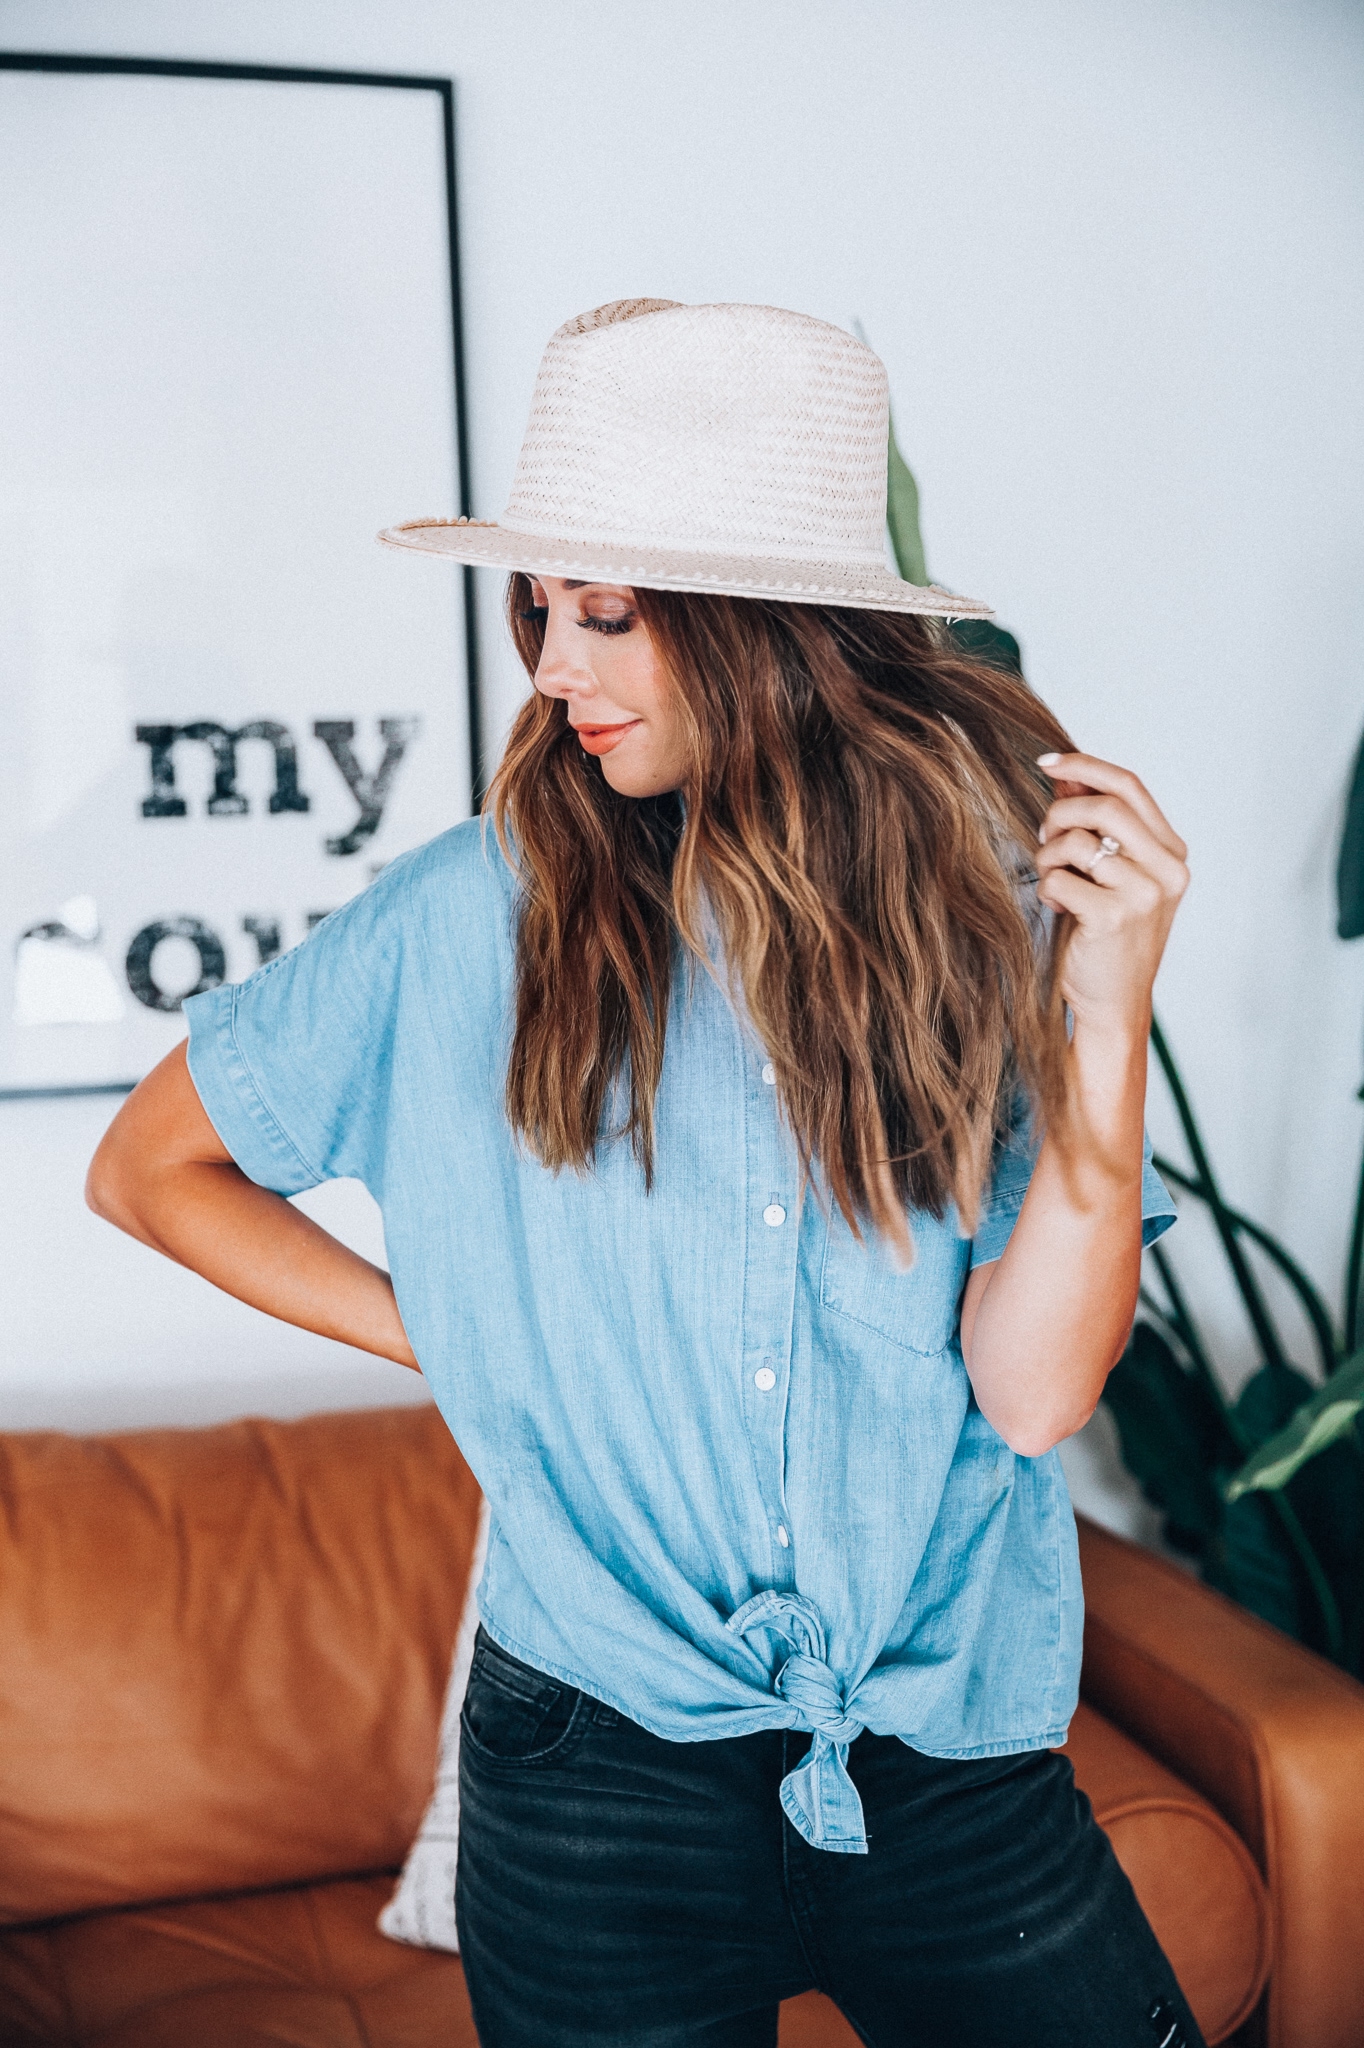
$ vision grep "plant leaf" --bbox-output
[1271,1437,1364,1638]
[1203,1492,1302,1638]
[1233,1360,1318,1446]
[1100,1322,1229,1553]
[881,402,1024,676]
[886,412,929,588]
[1337,729,1364,940]
[1225,1351,1364,1499]
[947,619,1024,676]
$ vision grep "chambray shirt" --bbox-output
[185,820,1174,1855]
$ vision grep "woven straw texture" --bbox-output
[379,300,990,618]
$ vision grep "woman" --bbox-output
[89,300,1195,2047]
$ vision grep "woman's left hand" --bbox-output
[1034,751,1189,1040]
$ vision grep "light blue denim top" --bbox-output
[186,820,1174,1855]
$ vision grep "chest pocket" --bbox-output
[819,1207,970,1356]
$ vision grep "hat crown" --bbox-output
[500,301,891,571]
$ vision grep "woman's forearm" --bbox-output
[960,1020,1147,1456]
[116,1162,419,1367]
[961,746,1189,1457]
[86,1044,418,1369]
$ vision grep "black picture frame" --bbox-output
[0,50,480,1102]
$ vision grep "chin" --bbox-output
[601,760,669,799]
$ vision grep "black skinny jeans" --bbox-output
[456,1628,1205,2048]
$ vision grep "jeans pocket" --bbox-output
[460,1628,586,1766]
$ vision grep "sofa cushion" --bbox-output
[0,1875,478,2048]
[0,1408,481,1924]
[1077,1512,1364,2048]
[0,1875,858,2048]
[1060,1700,1271,2044]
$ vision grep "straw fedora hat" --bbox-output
[378,298,991,618]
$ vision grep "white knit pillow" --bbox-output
[378,1498,490,1952]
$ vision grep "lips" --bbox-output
[573,720,641,756]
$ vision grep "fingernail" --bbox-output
[1037,752,1062,768]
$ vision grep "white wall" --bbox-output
[0,1091,435,1430]
[2,1,1362,1537]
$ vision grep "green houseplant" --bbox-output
[883,405,1364,1675]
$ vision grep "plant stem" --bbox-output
[1147,1243,1226,1404]
[1345,1109,1364,1356]
[1149,1019,1344,1659]
[1150,1019,1294,1373]
[1346,1420,1364,1679]
[1271,1493,1345,1662]
[1153,1158,1337,1381]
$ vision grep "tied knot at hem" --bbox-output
[775,1649,864,1745]
[726,1589,869,1855]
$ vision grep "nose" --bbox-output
[532,609,595,701]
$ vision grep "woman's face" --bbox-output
[529,577,689,798]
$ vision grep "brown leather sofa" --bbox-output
[1,1404,1361,2047]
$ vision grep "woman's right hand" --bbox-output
[87,1043,419,1370]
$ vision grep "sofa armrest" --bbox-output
[1076,1514,1364,2048]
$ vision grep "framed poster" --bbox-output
[0,53,479,1097]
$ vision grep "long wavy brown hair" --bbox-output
[489,573,1074,1256]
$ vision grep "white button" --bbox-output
[777,1524,790,1547]
[761,1061,776,1085]
[753,1366,777,1391]
[763,1203,786,1228]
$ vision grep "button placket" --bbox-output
[738,1044,799,1581]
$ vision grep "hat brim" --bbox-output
[377,519,992,619]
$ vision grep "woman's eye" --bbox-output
[577,614,634,636]
[518,605,548,622]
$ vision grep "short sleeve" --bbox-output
[969,1089,1177,1269]
[183,858,411,1198]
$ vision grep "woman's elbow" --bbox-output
[997,1417,1087,1458]
[992,1397,1100,1460]
[86,1044,223,1238]
[85,1123,160,1238]
[85,1132,134,1227]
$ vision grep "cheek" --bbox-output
[656,697,690,769]
[624,639,666,715]
[630,641,681,736]
[639,672,688,770]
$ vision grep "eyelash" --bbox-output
[517,605,634,637]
